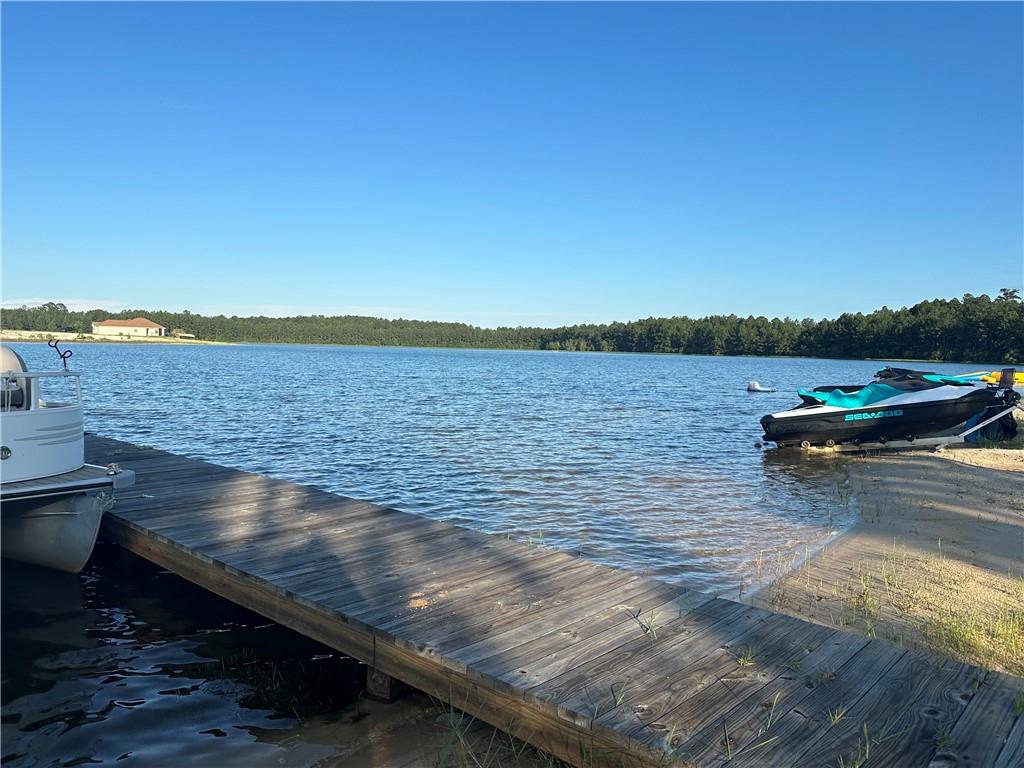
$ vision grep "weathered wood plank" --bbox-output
[466,578,694,673]
[128,497,378,551]
[930,669,1024,768]
[120,481,360,520]
[273,535,538,602]
[535,600,756,710]
[454,577,679,669]
[791,651,976,768]
[612,611,836,748]
[756,646,942,767]
[114,477,289,518]
[721,641,906,767]
[676,633,871,767]
[380,561,638,665]
[300,544,567,626]
[994,709,1024,768]
[343,551,597,635]
[208,507,474,575]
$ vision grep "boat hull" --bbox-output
[1,492,110,572]
[761,388,995,447]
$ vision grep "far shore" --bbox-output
[0,329,231,346]
[749,441,1024,676]
[0,330,1015,366]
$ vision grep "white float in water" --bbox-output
[747,380,776,393]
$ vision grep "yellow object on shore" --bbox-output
[959,370,1024,385]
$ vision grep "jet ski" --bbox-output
[761,367,1019,448]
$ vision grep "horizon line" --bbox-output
[2,289,1019,330]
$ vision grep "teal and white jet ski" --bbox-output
[761,367,1018,448]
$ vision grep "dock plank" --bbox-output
[790,651,976,768]
[467,581,700,673]
[612,612,836,748]
[722,641,907,767]
[676,633,871,766]
[455,577,677,669]
[84,436,1024,768]
[929,669,1024,768]
[532,599,753,695]
[994,711,1024,768]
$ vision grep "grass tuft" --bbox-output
[736,646,757,667]
[632,609,661,642]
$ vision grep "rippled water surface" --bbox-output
[10,343,975,589]
[3,343,977,765]
[1,548,368,767]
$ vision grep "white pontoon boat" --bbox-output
[1,344,134,572]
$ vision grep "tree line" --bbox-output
[3,290,1022,363]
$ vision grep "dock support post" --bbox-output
[366,665,406,702]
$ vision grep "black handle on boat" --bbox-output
[47,338,73,370]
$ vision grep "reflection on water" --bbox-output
[1,546,366,767]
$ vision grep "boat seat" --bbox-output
[1,345,28,409]
[1,381,24,410]
[798,381,903,409]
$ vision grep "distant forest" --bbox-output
[3,290,1023,364]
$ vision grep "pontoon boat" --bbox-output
[1,344,134,572]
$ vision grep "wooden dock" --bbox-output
[86,436,1024,768]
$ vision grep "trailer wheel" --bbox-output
[825,439,836,447]
[906,435,915,442]
[800,440,811,449]
[878,436,887,444]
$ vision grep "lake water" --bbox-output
[1,343,976,765]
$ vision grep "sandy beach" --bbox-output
[752,447,1024,675]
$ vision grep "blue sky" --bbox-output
[3,2,1021,327]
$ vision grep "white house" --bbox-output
[91,317,168,337]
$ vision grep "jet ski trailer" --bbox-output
[761,367,1021,451]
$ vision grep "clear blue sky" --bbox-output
[3,2,1021,327]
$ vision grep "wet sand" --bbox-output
[752,448,1024,675]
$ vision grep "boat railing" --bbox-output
[1,370,82,411]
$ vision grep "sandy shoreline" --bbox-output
[751,448,1024,675]
[0,329,229,345]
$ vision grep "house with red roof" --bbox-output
[91,317,167,337]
